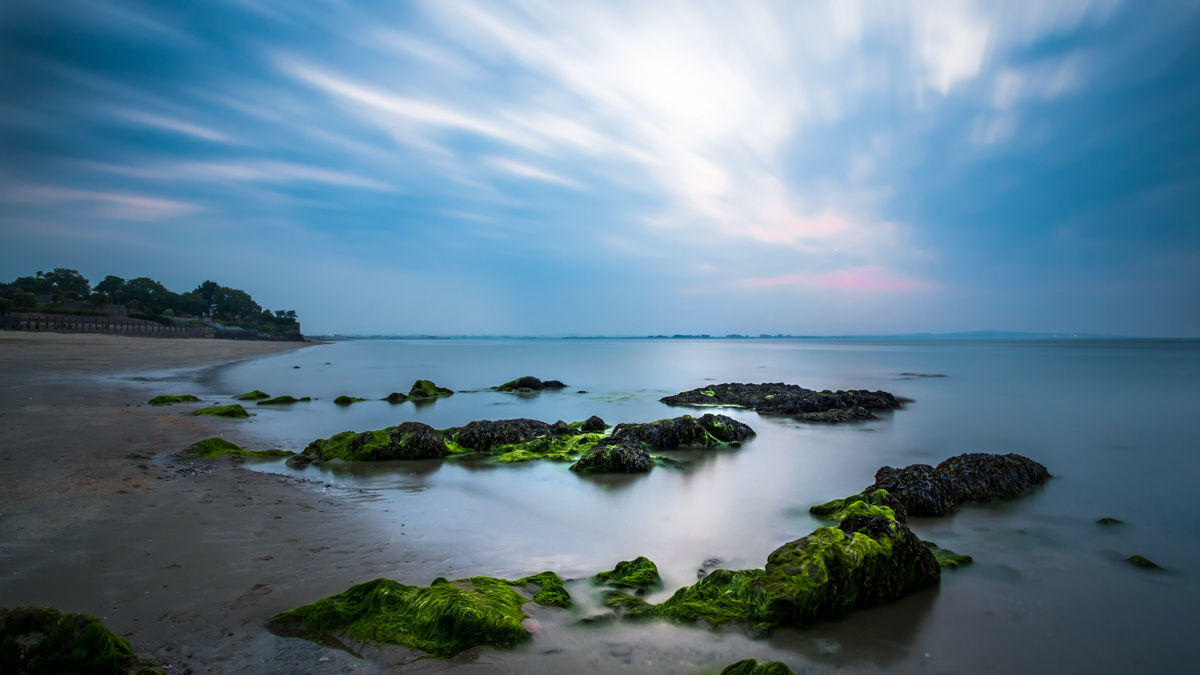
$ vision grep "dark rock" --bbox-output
[865,453,1049,517]
[551,420,581,436]
[1125,554,1162,570]
[1096,517,1124,526]
[408,380,453,399]
[610,413,754,450]
[721,658,795,675]
[580,415,607,432]
[304,422,448,461]
[333,395,365,406]
[0,605,157,673]
[496,376,568,392]
[285,453,313,469]
[382,392,408,404]
[660,382,902,424]
[444,418,557,452]
[570,437,652,473]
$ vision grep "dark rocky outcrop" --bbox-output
[661,382,902,424]
[257,395,310,405]
[1125,555,1162,570]
[0,605,160,674]
[304,422,448,461]
[496,376,568,392]
[147,394,199,406]
[408,380,453,399]
[610,413,754,450]
[443,418,561,452]
[192,404,249,418]
[332,395,365,406]
[580,415,607,432]
[721,659,795,675]
[867,453,1050,517]
[570,437,653,473]
[235,390,270,401]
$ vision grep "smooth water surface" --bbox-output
[198,338,1198,672]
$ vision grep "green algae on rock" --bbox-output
[721,659,796,675]
[176,437,292,460]
[257,395,311,405]
[235,390,270,401]
[332,395,366,406]
[382,392,408,404]
[147,394,199,406]
[570,437,653,473]
[304,422,448,462]
[496,376,568,392]
[594,556,662,591]
[1125,554,1162,570]
[809,489,899,522]
[267,572,570,657]
[192,404,249,418]
[494,433,605,463]
[0,605,162,674]
[609,413,754,450]
[923,541,974,569]
[408,379,453,399]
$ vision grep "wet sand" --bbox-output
[0,333,396,672]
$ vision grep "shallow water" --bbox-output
[199,338,1198,672]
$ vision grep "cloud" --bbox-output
[0,184,200,220]
[735,266,937,293]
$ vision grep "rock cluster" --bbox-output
[496,376,567,392]
[661,382,902,423]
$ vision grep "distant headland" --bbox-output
[0,268,302,341]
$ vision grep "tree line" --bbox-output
[0,268,298,328]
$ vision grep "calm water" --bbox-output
[193,338,1197,672]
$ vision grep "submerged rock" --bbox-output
[721,659,795,675]
[1125,555,1162,570]
[333,395,365,406]
[570,437,653,473]
[192,404,249,418]
[257,395,310,405]
[1096,517,1125,526]
[177,437,291,460]
[610,413,754,450]
[496,376,568,392]
[494,433,605,464]
[147,394,199,406]
[408,379,453,399]
[923,541,974,569]
[382,392,408,404]
[867,453,1050,517]
[580,415,607,432]
[660,382,902,424]
[266,573,569,657]
[235,390,270,401]
[595,556,662,591]
[0,605,159,674]
[304,422,448,461]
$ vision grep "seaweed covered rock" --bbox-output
[177,437,291,460]
[235,390,270,401]
[333,395,365,406]
[192,404,249,418]
[580,415,607,432]
[408,379,453,399]
[594,556,662,591]
[443,418,560,452]
[147,394,199,406]
[266,573,569,657]
[257,395,310,405]
[496,376,568,392]
[654,515,939,629]
[570,437,653,473]
[0,606,159,674]
[809,489,899,522]
[1125,555,1162,570]
[660,382,901,424]
[867,453,1049,517]
[304,422,448,461]
[923,541,973,569]
[722,659,795,675]
[382,392,408,404]
[494,433,604,464]
[610,414,754,450]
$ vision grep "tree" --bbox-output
[11,275,51,295]
[192,280,220,315]
[38,268,90,300]
[94,275,125,301]
[123,277,171,314]
[210,286,261,321]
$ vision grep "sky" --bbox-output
[1,0,1198,336]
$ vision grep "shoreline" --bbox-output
[0,332,386,672]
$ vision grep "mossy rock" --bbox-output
[570,437,652,473]
[1125,554,1162,570]
[258,396,311,405]
[0,605,161,674]
[810,489,898,522]
[382,392,408,404]
[333,395,366,406]
[235,390,270,401]
[267,572,569,657]
[147,394,199,406]
[609,413,754,450]
[923,541,973,569]
[600,591,655,618]
[594,556,661,591]
[496,376,567,392]
[304,422,448,461]
[408,380,453,399]
[579,415,607,432]
[721,659,795,675]
[493,433,605,464]
[192,404,249,418]
[177,437,291,460]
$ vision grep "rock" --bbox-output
[661,382,902,424]
[443,418,557,452]
[304,422,449,461]
[257,395,311,405]
[809,489,900,522]
[333,395,365,406]
[266,573,569,657]
[493,434,605,464]
[570,437,653,473]
[580,415,607,432]
[285,453,313,468]
[721,659,795,675]
[177,437,291,460]
[382,392,408,404]
[408,379,453,399]
[551,420,579,436]
[0,605,158,673]
[1096,517,1125,526]
[610,414,754,450]
[1125,555,1162,570]
[865,453,1050,517]
[594,556,662,591]
[235,390,270,401]
[496,376,568,392]
[923,541,974,569]
[192,404,249,418]
[147,394,200,406]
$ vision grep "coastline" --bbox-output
[0,332,385,672]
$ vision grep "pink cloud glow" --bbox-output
[735,266,936,292]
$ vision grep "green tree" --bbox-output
[211,286,261,321]
[123,277,171,314]
[39,268,90,300]
[94,275,126,301]
[193,280,220,315]
[11,275,51,295]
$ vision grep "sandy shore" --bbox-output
[0,333,394,673]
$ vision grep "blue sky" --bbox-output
[2,0,1198,336]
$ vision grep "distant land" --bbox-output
[307,331,1177,341]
